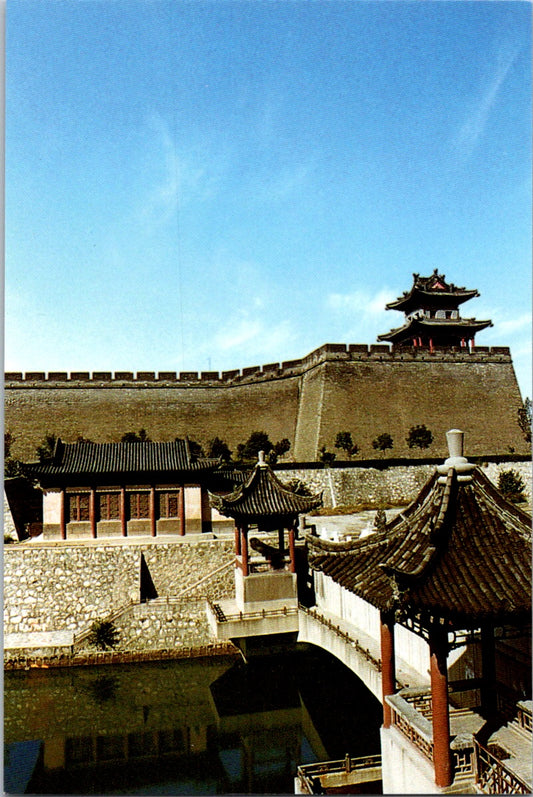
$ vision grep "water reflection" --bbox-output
[4,645,382,795]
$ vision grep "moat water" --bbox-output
[4,644,382,795]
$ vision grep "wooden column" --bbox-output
[380,610,396,728]
[59,489,66,540]
[149,486,157,537]
[481,623,497,716]
[241,525,249,576]
[429,626,452,788]
[89,488,97,538]
[120,487,127,537]
[288,528,296,573]
[235,526,241,556]
[178,487,186,536]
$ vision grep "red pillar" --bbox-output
[120,487,127,537]
[235,526,241,556]
[178,487,186,536]
[288,528,296,574]
[89,488,97,538]
[59,489,66,540]
[149,486,156,537]
[429,627,452,788]
[241,525,249,576]
[380,610,396,728]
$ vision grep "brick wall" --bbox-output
[5,345,529,462]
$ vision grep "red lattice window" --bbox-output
[68,494,90,522]
[98,493,120,520]
[158,491,180,518]
[128,492,150,519]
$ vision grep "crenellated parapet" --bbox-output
[4,343,512,387]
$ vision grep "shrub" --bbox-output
[406,424,433,449]
[498,469,526,504]
[318,446,336,467]
[372,433,393,452]
[87,620,119,651]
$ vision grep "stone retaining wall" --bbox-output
[4,538,234,637]
[280,461,532,508]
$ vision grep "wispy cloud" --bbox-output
[327,288,396,317]
[137,115,226,229]
[452,42,522,161]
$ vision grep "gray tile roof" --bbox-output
[309,468,531,629]
[209,461,323,523]
[24,439,220,478]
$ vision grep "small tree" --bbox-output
[406,424,433,449]
[4,431,22,477]
[498,469,526,504]
[319,445,336,467]
[87,619,119,651]
[274,438,291,459]
[334,431,359,459]
[206,436,232,462]
[185,438,204,457]
[518,397,532,443]
[373,433,393,453]
[36,433,57,462]
[239,431,273,461]
[121,429,151,442]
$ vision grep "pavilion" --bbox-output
[307,429,531,791]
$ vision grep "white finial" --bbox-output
[437,429,473,482]
[258,450,267,467]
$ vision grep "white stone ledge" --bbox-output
[4,631,74,650]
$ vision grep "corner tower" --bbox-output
[378,269,493,349]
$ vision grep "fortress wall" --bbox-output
[309,358,526,459]
[5,377,300,461]
[5,345,528,461]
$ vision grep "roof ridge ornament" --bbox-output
[257,450,268,468]
[437,429,474,483]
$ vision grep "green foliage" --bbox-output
[372,433,393,452]
[238,431,273,461]
[498,469,526,504]
[4,533,15,544]
[518,397,532,443]
[334,431,359,458]
[406,424,433,449]
[87,619,119,651]
[274,438,291,458]
[319,445,336,467]
[186,438,204,457]
[206,436,232,461]
[121,429,151,442]
[36,433,57,462]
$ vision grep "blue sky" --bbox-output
[5,0,532,396]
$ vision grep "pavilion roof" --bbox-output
[308,446,531,630]
[23,438,220,481]
[209,453,323,524]
[386,270,479,312]
[378,316,493,343]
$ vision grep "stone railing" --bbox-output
[296,753,382,794]
[299,605,383,672]
[207,601,298,624]
[387,690,476,780]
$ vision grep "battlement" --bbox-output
[4,344,512,387]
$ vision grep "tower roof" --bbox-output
[209,452,323,525]
[308,432,531,631]
[377,315,493,344]
[386,270,479,312]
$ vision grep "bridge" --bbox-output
[206,435,532,794]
